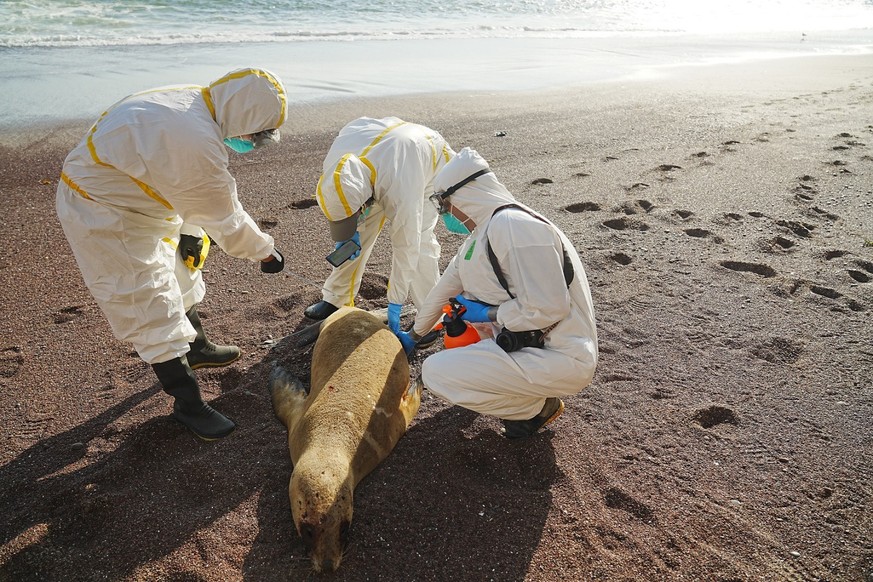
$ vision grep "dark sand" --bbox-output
[1,55,871,581]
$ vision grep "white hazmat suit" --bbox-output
[413,148,598,421]
[314,117,454,309]
[56,67,286,364]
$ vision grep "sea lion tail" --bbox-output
[269,364,308,430]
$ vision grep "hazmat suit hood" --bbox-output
[434,147,516,227]
[315,153,374,240]
[207,67,287,138]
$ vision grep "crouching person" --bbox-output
[398,148,598,438]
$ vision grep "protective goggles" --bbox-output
[429,169,491,214]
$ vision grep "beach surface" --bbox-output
[1,54,872,581]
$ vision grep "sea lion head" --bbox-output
[290,459,355,573]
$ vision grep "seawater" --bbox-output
[3,0,873,47]
[1,0,872,128]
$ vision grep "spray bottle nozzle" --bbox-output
[443,299,466,321]
[441,298,480,348]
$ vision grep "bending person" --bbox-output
[306,117,454,344]
[56,67,288,441]
[398,148,598,439]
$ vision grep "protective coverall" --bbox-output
[412,149,598,422]
[314,117,454,310]
[56,67,286,364]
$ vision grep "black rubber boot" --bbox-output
[152,357,236,441]
[502,397,565,439]
[414,328,442,349]
[185,306,241,370]
[304,300,339,321]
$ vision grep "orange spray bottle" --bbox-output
[442,298,482,349]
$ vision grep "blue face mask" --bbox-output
[441,212,471,235]
[224,137,255,154]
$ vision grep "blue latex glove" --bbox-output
[396,331,416,356]
[335,231,362,261]
[454,294,492,323]
[387,302,402,334]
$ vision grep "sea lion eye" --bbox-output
[339,520,351,549]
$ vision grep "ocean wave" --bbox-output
[0,27,686,48]
[2,0,872,48]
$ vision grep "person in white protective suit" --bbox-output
[56,67,288,441]
[397,148,598,439]
[305,116,455,345]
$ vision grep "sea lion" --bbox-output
[269,306,421,573]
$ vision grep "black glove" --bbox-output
[179,234,204,268]
[260,248,285,273]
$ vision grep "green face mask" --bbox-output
[441,212,470,235]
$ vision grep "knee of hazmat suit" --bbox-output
[56,67,288,364]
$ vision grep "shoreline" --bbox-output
[2,30,873,132]
[6,52,872,147]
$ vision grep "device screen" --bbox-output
[326,239,362,267]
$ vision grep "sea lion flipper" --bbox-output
[404,374,423,400]
[400,374,423,426]
[269,364,308,431]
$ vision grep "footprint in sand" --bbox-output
[684,228,723,243]
[811,285,842,300]
[258,218,278,230]
[694,405,738,429]
[610,252,632,266]
[642,164,683,183]
[531,178,553,185]
[690,151,715,166]
[719,260,777,278]
[720,140,741,152]
[289,198,318,210]
[0,347,24,378]
[847,270,870,283]
[613,199,654,215]
[762,236,796,253]
[792,174,818,202]
[602,217,649,232]
[673,209,694,220]
[714,212,743,225]
[775,219,815,239]
[749,337,805,364]
[792,280,866,312]
[848,260,873,283]
[604,487,656,523]
[823,250,849,260]
[623,182,650,193]
[53,305,85,324]
[806,206,840,222]
[565,201,601,212]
